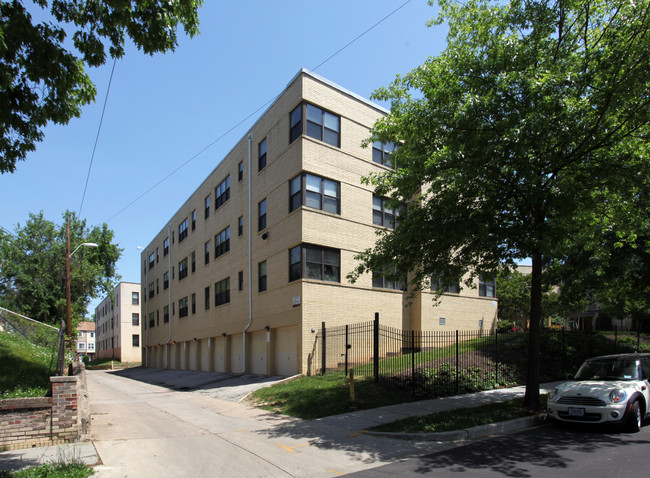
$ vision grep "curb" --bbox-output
[363,414,548,442]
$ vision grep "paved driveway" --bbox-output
[88,368,454,477]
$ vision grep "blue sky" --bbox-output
[0,0,448,317]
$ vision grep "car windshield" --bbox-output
[574,357,639,381]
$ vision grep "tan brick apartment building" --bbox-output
[95,281,142,363]
[140,69,497,376]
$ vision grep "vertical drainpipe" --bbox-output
[144,252,148,367]
[165,224,172,368]
[243,132,253,373]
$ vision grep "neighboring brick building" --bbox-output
[75,321,96,360]
[140,69,498,376]
[95,282,142,363]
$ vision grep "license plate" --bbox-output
[568,407,585,417]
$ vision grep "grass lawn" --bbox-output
[0,332,54,399]
[0,462,93,478]
[247,372,413,419]
[369,395,548,433]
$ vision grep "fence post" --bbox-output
[345,324,349,377]
[411,330,416,399]
[455,330,459,393]
[562,326,566,377]
[374,312,379,383]
[321,321,326,376]
[494,329,498,384]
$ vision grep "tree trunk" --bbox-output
[524,249,543,409]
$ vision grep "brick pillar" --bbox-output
[50,376,79,442]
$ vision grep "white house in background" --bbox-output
[75,321,96,360]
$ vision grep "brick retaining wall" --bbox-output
[0,372,81,451]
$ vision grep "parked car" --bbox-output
[547,353,650,432]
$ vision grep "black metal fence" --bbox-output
[312,313,646,399]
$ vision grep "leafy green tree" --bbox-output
[496,267,584,329]
[0,211,121,328]
[551,186,650,327]
[0,0,203,173]
[350,0,650,408]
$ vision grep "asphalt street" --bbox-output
[345,421,650,477]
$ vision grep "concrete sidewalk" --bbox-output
[0,369,558,473]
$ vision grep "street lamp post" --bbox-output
[66,216,98,352]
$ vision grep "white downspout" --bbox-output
[165,224,172,368]
[243,132,253,373]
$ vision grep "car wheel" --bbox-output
[626,400,642,433]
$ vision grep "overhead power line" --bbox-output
[79,58,118,218]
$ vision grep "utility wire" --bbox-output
[78,58,118,218]
[105,0,414,223]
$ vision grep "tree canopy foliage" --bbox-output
[350,0,650,408]
[0,211,122,327]
[0,0,203,173]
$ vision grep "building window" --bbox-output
[191,251,196,273]
[78,342,85,351]
[439,317,446,326]
[179,218,188,242]
[238,161,243,181]
[132,335,139,347]
[88,343,95,351]
[372,195,403,228]
[258,199,267,231]
[149,312,154,328]
[479,276,496,297]
[205,195,210,219]
[290,103,340,147]
[289,244,340,283]
[148,252,155,270]
[215,226,230,258]
[164,237,169,256]
[178,258,188,280]
[259,261,267,292]
[238,216,243,236]
[163,305,169,323]
[372,141,395,167]
[258,138,267,171]
[215,277,230,306]
[215,175,230,210]
[148,282,154,299]
[191,293,196,315]
[204,286,210,310]
[163,271,169,290]
[372,267,405,290]
[431,275,460,294]
[289,173,340,214]
[132,313,139,326]
[179,297,188,318]
[238,270,243,291]
[191,210,196,231]
[156,278,159,294]
[132,292,139,305]
[204,241,210,265]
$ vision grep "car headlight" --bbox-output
[550,388,559,401]
[609,389,628,403]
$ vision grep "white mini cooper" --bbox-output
[547,353,650,432]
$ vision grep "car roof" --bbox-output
[585,353,650,362]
